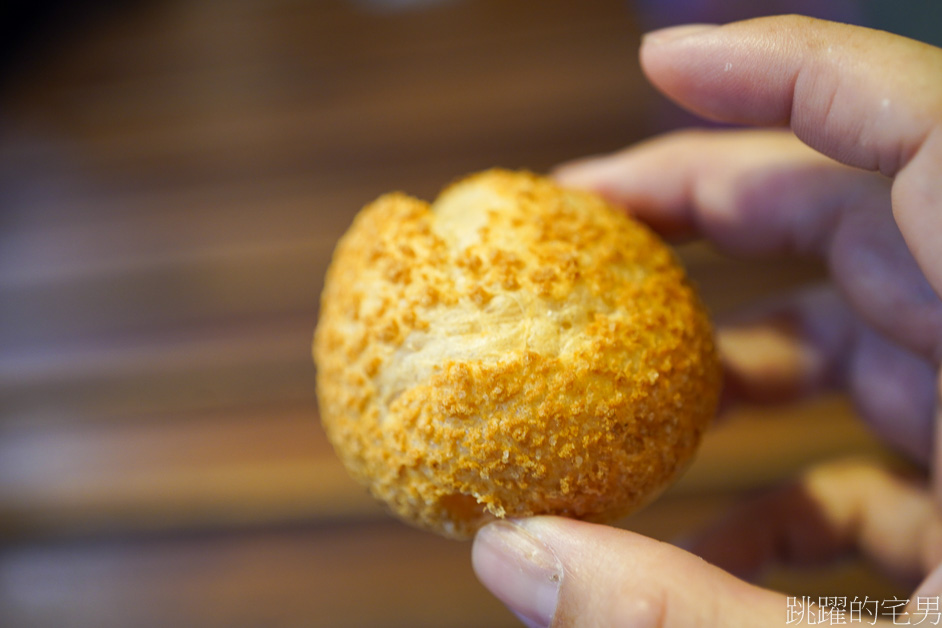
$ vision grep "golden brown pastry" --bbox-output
[314,169,720,539]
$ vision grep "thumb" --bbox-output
[472,516,793,627]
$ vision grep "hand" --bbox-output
[472,15,942,626]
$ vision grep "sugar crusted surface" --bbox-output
[314,169,721,539]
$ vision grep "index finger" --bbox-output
[639,16,942,297]
[641,15,942,177]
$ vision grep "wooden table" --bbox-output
[0,1,906,625]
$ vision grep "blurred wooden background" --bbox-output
[0,0,908,626]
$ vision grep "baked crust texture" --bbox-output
[314,169,720,539]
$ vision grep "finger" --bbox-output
[848,326,936,463]
[639,16,942,294]
[555,129,856,251]
[555,129,942,364]
[934,376,942,508]
[474,516,816,627]
[686,459,942,585]
[895,128,942,303]
[640,16,942,177]
[718,285,936,463]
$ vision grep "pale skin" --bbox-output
[471,15,942,627]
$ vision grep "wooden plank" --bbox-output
[0,521,522,628]
[0,315,318,424]
[0,394,892,540]
[0,231,331,350]
[8,0,639,108]
[2,0,645,201]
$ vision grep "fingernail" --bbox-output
[643,23,718,45]
[472,520,562,628]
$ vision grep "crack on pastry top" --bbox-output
[364,170,669,419]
